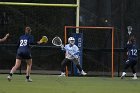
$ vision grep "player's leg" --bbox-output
[131,60,137,79]
[7,59,21,81]
[72,58,87,75]
[26,59,32,82]
[121,60,130,79]
[60,58,69,76]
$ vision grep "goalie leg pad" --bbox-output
[61,58,70,72]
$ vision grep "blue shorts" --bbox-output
[16,49,32,59]
[125,58,137,66]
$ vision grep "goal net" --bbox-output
[64,26,115,78]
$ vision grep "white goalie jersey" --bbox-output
[64,44,79,60]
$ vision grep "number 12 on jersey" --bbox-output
[130,49,137,56]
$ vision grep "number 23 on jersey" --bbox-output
[20,39,28,46]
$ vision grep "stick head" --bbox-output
[127,26,132,35]
[40,36,48,43]
[52,36,62,46]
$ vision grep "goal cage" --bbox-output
[64,26,115,78]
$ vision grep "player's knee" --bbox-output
[73,59,80,65]
[27,62,32,66]
[14,64,20,69]
[61,59,67,66]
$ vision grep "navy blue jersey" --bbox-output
[16,34,34,59]
[126,43,138,59]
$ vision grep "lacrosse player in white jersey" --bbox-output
[59,37,87,76]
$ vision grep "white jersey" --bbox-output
[64,44,79,59]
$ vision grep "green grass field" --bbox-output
[0,74,140,93]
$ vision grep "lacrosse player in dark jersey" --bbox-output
[121,35,138,79]
[7,26,41,82]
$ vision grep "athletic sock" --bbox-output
[76,64,82,72]
[133,73,137,77]
[26,76,30,79]
[9,73,13,77]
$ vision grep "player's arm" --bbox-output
[124,41,132,50]
[29,35,41,45]
[0,33,9,42]
[125,35,135,50]
[61,44,66,51]
[124,38,132,55]
[124,43,129,56]
[124,36,132,50]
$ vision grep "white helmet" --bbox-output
[68,37,75,45]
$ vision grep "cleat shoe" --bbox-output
[26,78,33,82]
[132,77,138,80]
[121,72,126,79]
[120,75,125,79]
[59,72,66,77]
[7,76,12,82]
[81,70,87,76]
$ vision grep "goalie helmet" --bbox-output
[68,37,75,45]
